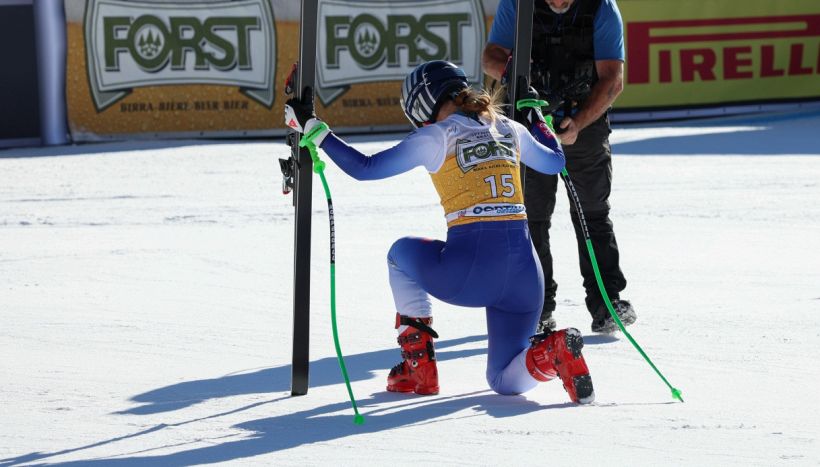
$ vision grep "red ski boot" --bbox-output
[386,314,439,395]
[526,328,595,404]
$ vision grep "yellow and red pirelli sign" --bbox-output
[618,0,820,110]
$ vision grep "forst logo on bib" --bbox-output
[317,0,485,104]
[456,134,516,172]
[85,0,276,111]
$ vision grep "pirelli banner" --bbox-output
[617,0,820,115]
[65,0,485,140]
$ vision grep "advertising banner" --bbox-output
[66,0,485,140]
[64,0,818,140]
[315,0,485,109]
[66,0,280,139]
[617,0,820,112]
[306,0,485,129]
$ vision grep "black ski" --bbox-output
[286,0,320,397]
[506,0,535,122]
[506,0,535,195]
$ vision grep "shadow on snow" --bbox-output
[0,334,504,466]
[4,391,571,467]
[1,330,653,466]
[118,333,488,416]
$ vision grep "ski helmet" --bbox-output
[401,60,469,127]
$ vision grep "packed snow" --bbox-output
[1,110,819,466]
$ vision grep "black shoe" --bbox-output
[536,308,557,333]
[591,299,637,334]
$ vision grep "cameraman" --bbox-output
[482,0,636,333]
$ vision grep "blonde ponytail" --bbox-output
[452,87,505,122]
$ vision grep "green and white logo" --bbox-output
[84,0,276,111]
[317,0,485,104]
[456,134,516,172]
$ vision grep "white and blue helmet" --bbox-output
[401,60,469,127]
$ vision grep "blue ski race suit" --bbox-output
[318,112,565,394]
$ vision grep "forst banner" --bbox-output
[314,0,485,110]
[617,0,820,111]
[66,0,279,139]
[65,0,486,140]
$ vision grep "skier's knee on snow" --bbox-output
[484,349,539,396]
[485,367,534,396]
[486,370,518,395]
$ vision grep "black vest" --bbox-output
[531,0,601,108]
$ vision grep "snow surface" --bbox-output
[1,111,819,466]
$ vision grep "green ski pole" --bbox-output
[299,123,366,424]
[516,99,683,402]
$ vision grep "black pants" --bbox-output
[524,114,627,319]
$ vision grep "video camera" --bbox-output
[530,62,593,115]
[540,78,591,114]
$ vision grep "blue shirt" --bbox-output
[488,0,625,62]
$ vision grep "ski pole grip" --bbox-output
[299,121,330,148]
[307,145,326,173]
[516,98,560,138]
[299,122,330,173]
[515,98,548,111]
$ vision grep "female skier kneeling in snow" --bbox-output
[285,61,594,403]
